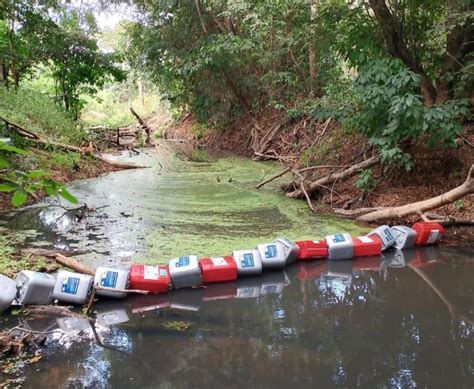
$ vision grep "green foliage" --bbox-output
[356,169,377,194]
[0,86,82,144]
[190,149,211,163]
[0,140,78,207]
[340,59,469,169]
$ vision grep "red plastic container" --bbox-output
[412,222,445,245]
[129,264,170,294]
[353,235,382,257]
[295,240,328,260]
[199,256,238,284]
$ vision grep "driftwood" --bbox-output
[130,107,152,145]
[3,118,149,169]
[20,248,89,258]
[356,164,474,222]
[286,156,380,199]
[256,167,291,189]
[55,253,95,276]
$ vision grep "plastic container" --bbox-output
[94,267,130,299]
[169,255,202,289]
[53,271,93,305]
[325,233,354,260]
[203,281,238,302]
[0,274,18,313]
[170,288,204,311]
[236,278,262,299]
[391,226,417,249]
[129,264,170,294]
[353,235,382,257]
[257,240,292,269]
[260,271,289,295]
[367,225,396,251]
[95,307,130,327]
[273,238,300,264]
[412,222,445,245]
[15,270,56,306]
[295,240,328,260]
[232,249,263,276]
[57,317,91,333]
[199,256,237,284]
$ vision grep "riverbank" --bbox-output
[165,112,474,243]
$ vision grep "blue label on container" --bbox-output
[264,245,278,259]
[176,256,190,268]
[241,253,255,268]
[101,271,118,288]
[383,228,394,241]
[159,268,168,277]
[333,234,346,243]
[62,277,79,295]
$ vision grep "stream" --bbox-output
[0,144,473,388]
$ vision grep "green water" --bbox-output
[0,143,364,265]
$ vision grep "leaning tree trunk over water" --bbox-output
[357,164,474,222]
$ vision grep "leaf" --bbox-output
[58,187,78,204]
[0,155,10,168]
[0,142,27,155]
[0,182,18,192]
[26,170,47,179]
[11,190,28,207]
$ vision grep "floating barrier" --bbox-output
[0,224,448,311]
[199,256,237,284]
[325,233,354,260]
[412,222,445,245]
[0,275,18,313]
[15,270,55,305]
[391,226,417,250]
[367,225,396,251]
[169,255,202,289]
[232,249,263,276]
[94,267,130,299]
[353,235,382,257]
[295,240,328,260]
[53,271,93,305]
[129,264,170,294]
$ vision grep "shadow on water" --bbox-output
[2,246,472,388]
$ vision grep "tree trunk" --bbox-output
[0,63,9,88]
[308,0,319,97]
[287,156,379,198]
[357,165,474,222]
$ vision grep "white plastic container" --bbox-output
[236,278,262,299]
[391,226,417,250]
[274,237,300,264]
[95,308,130,327]
[232,249,263,276]
[53,271,93,305]
[368,225,396,251]
[57,317,91,333]
[94,267,130,299]
[325,233,354,260]
[0,274,18,313]
[256,242,288,269]
[15,270,56,305]
[169,255,202,289]
[260,270,289,295]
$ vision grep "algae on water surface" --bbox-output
[0,144,366,266]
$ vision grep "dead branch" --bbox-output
[130,107,152,145]
[256,167,291,189]
[357,164,474,222]
[286,156,380,199]
[332,207,386,218]
[2,116,40,139]
[55,253,95,276]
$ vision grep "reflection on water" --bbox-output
[3,246,472,388]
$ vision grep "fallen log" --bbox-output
[130,107,152,145]
[256,167,291,189]
[286,156,380,199]
[55,253,95,276]
[356,164,474,223]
